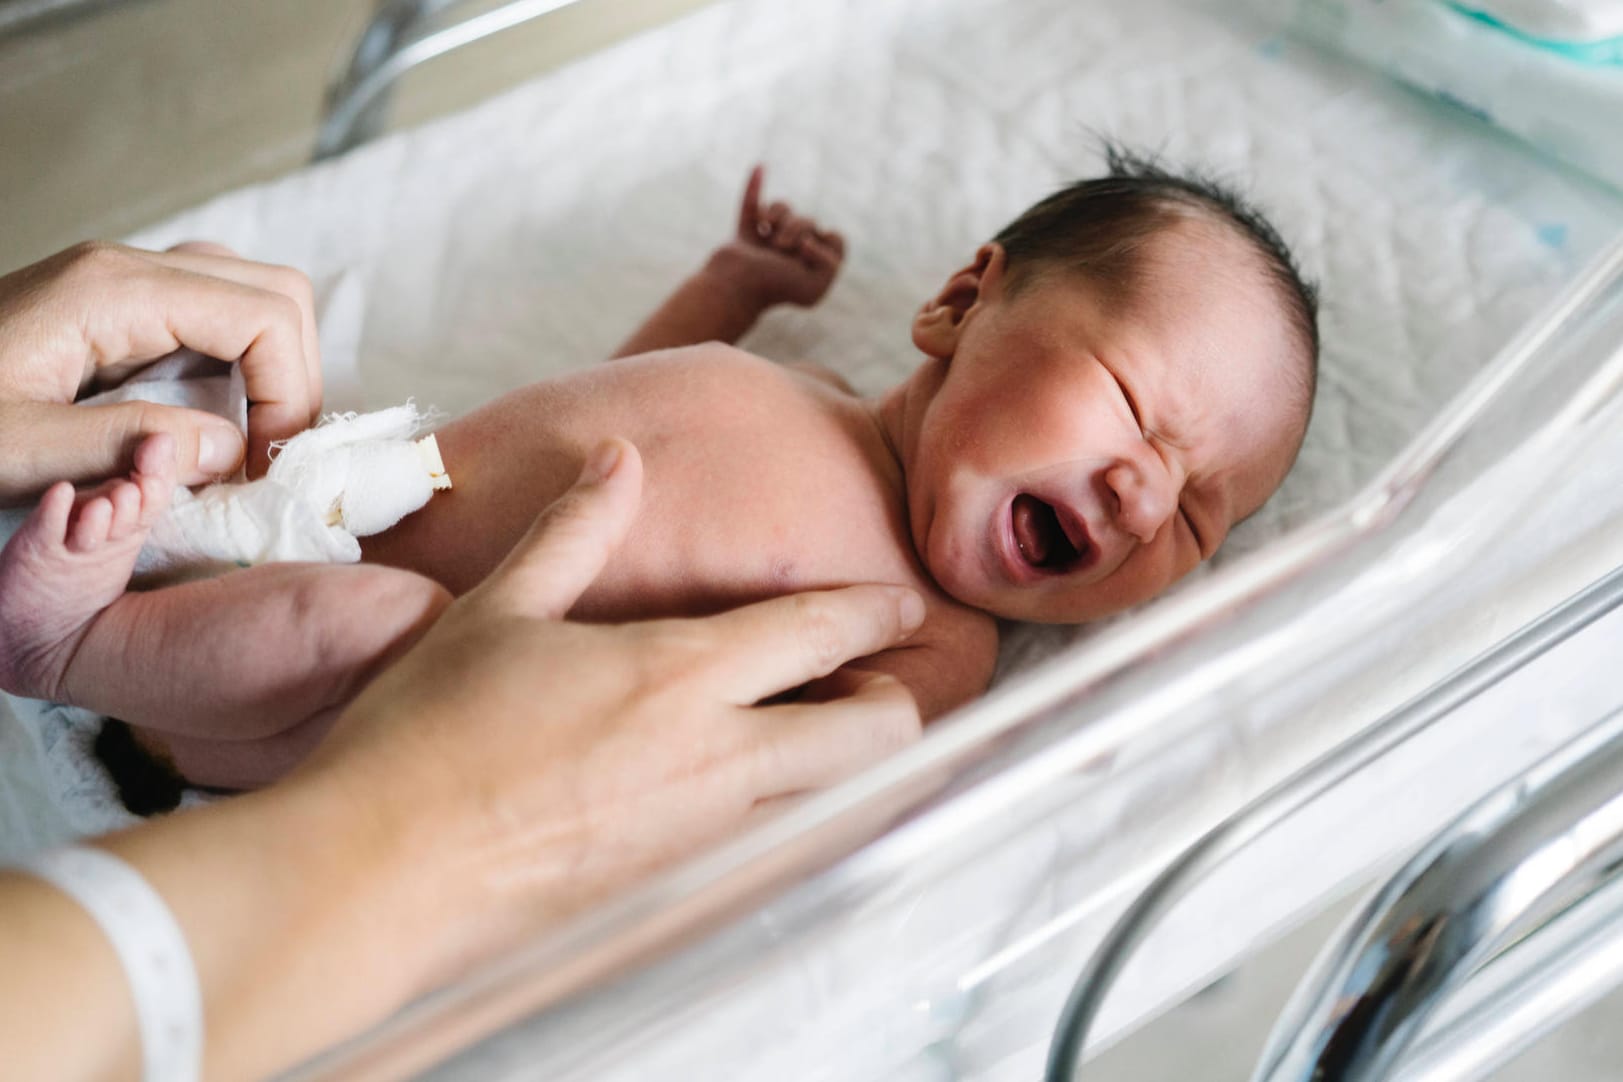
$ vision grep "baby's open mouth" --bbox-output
[1011,493,1088,573]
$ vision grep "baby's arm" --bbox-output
[611,165,845,359]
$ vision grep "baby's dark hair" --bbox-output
[993,145,1319,422]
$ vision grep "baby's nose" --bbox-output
[1105,461,1175,544]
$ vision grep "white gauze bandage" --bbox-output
[133,403,452,583]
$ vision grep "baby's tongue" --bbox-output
[1012,494,1052,566]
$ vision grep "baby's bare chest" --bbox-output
[570,368,931,620]
[399,348,940,619]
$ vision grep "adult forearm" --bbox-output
[610,263,767,358]
[0,778,440,1081]
[0,871,138,1080]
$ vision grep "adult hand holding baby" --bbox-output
[2,417,924,1080]
[0,240,322,504]
[303,437,926,979]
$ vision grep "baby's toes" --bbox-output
[67,496,114,555]
[106,481,143,542]
[133,432,178,485]
[134,474,174,529]
[133,438,177,526]
[33,483,76,548]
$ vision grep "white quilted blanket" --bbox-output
[5,0,1623,1076]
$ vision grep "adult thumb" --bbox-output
[3,400,245,498]
[475,438,644,619]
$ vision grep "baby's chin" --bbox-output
[926,553,1126,625]
[980,594,1100,625]
[923,552,1085,624]
[920,520,1098,624]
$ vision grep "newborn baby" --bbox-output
[0,150,1317,792]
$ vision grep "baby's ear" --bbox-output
[911,244,1005,360]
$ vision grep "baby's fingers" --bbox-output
[781,212,821,251]
[737,165,765,240]
[799,235,843,272]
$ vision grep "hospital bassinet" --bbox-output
[7,0,1623,1077]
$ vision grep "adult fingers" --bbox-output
[697,585,926,706]
[746,672,922,794]
[469,438,644,620]
[141,246,323,427]
[0,400,242,503]
[737,165,765,240]
[63,248,311,477]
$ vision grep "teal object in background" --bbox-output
[1451,3,1623,64]
[1294,0,1623,193]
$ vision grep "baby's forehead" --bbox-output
[1041,235,1305,506]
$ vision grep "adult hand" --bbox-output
[0,240,323,504]
[303,437,925,980]
[0,437,924,1082]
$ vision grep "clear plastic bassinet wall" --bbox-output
[281,0,1623,1079]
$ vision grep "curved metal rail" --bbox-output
[1043,561,1623,1081]
[0,0,130,38]
[315,0,587,161]
[289,225,1623,1082]
[1253,707,1623,1082]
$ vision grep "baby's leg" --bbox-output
[0,440,448,789]
[69,562,449,742]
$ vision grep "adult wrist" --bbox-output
[17,845,202,1082]
[94,776,445,1078]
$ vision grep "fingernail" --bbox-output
[581,440,622,483]
[898,590,926,633]
[197,426,243,474]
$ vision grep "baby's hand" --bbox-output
[711,165,845,310]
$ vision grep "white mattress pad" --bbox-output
[5,0,1623,1076]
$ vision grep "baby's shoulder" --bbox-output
[634,341,785,379]
[636,343,853,400]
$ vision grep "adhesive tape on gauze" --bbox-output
[132,404,451,582]
[337,441,435,535]
[266,405,451,539]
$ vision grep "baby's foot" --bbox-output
[0,434,176,701]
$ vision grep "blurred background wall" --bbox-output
[0,0,715,270]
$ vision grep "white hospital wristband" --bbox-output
[19,845,202,1082]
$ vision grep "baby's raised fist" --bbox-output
[716,164,846,310]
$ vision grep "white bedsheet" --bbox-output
[4,0,1623,1074]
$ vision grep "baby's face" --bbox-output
[901,234,1303,623]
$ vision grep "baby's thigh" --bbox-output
[221,562,452,712]
[108,564,450,795]
[120,562,450,740]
